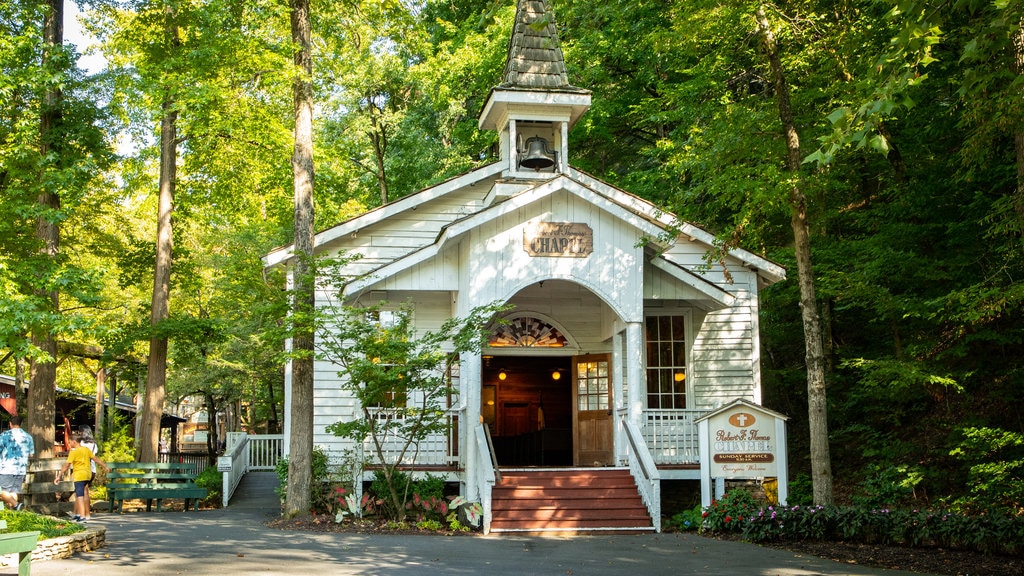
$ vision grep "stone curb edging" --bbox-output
[33,523,107,561]
[1,524,106,566]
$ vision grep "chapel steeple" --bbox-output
[478,0,591,177]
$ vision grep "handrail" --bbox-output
[221,434,250,507]
[482,424,501,483]
[473,423,497,534]
[624,416,661,532]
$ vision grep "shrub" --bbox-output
[701,489,760,533]
[785,473,813,506]
[949,427,1024,516]
[412,474,445,500]
[369,469,411,519]
[851,463,922,509]
[665,504,703,532]
[405,492,448,523]
[731,503,1024,557]
[195,466,223,506]
[275,446,340,514]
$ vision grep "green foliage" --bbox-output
[738,504,1024,556]
[786,473,814,507]
[0,509,84,540]
[949,427,1024,514]
[274,447,340,513]
[700,489,761,533]
[100,412,137,466]
[320,296,508,521]
[412,474,446,501]
[195,466,222,506]
[851,464,923,509]
[665,504,703,532]
[448,495,483,529]
[368,469,411,520]
[406,493,449,524]
[415,518,444,531]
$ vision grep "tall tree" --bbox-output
[755,4,832,505]
[138,5,180,463]
[285,0,315,517]
[26,0,64,459]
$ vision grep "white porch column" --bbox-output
[461,352,483,500]
[508,119,518,173]
[626,321,645,426]
[612,326,625,464]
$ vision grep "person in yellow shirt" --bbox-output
[54,432,109,523]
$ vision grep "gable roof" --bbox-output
[262,163,504,269]
[263,165,786,292]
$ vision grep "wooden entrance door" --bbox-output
[572,354,613,466]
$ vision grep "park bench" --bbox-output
[0,518,40,576]
[107,462,208,513]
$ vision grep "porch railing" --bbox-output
[362,409,460,467]
[642,409,710,465]
[247,434,285,471]
[623,416,661,532]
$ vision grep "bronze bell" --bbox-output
[520,136,556,170]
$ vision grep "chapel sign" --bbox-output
[697,398,789,507]
[523,222,593,257]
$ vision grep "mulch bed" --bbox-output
[761,539,1024,576]
[265,516,476,536]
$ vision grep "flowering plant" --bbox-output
[700,489,760,533]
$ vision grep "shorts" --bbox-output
[0,474,24,494]
[74,480,88,498]
[84,473,94,487]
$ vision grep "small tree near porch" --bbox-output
[320,301,506,521]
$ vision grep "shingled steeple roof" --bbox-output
[499,0,586,92]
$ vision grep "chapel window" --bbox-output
[645,314,688,409]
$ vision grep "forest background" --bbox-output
[2,0,1022,514]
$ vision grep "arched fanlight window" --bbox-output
[489,316,567,348]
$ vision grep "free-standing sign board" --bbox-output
[696,398,788,508]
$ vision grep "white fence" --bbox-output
[247,434,284,470]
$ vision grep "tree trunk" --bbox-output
[756,4,834,505]
[27,0,64,460]
[286,0,316,518]
[140,87,178,462]
[94,366,106,435]
[369,109,388,204]
[1013,18,1024,219]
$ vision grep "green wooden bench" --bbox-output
[107,462,208,513]
[0,519,40,576]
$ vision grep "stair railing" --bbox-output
[623,416,661,532]
[220,433,250,507]
[473,423,498,534]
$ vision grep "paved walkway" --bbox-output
[26,472,936,576]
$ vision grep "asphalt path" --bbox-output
[18,472,938,576]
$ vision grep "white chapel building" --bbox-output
[264,0,786,533]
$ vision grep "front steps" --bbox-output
[489,468,655,534]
